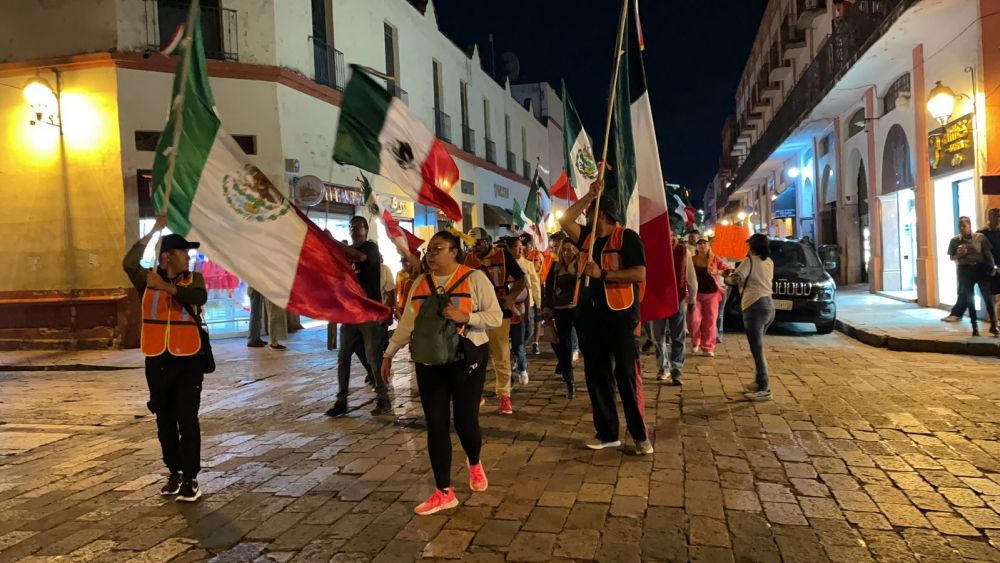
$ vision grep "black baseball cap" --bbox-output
[160,234,200,252]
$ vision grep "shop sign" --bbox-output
[325,184,365,206]
[376,194,414,218]
[929,113,974,177]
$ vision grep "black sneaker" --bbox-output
[565,382,575,399]
[160,472,182,496]
[531,343,540,355]
[176,479,201,502]
[372,400,392,416]
[325,402,348,417]
[269,343,287,351]
[247,339,267,348]
[670,370,683,386]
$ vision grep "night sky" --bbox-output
[434,0,768,204]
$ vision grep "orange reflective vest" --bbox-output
[576,226,644,311]
[408,265,476,328]
[465,248,509,302]
[395,270,415,318]
[140,272,203,357]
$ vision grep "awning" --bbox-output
[483,203,513,226]
[772,186,796,219]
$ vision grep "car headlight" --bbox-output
[813,282,835,301]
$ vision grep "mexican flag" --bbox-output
[360,172,425,256]
[550,82,596,205]
[604,0,678,321]
[512,199,528,231]
[523,170,550,249]
[152,12,388,324]
[334,65,462,222]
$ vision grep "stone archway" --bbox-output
[879,124,917,292]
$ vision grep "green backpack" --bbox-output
[410,270,477,366]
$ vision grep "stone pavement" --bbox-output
[2,327,1000,562]
[837,286,1000,357]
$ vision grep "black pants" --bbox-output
[576,309,647,443]
[416,341,488,491]
[950,264,996,325]
[337,322,389,403]
[145,355,203,478]
[553,308,576,384]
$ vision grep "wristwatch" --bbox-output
[600,269,608,280]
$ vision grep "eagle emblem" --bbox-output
[223,164,291,222]
[389,140,416,170]
[574,146,599,180]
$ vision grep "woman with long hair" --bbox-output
[688,237,728,356]
[381,231,502,515]
[542,234,580,398]
[726,233,775,402]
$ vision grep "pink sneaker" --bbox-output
[498,395,513,415]
[414,487,459,516]
[468,461,488,492]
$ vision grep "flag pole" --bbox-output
[585,0,629,287]
[155,0,200,258]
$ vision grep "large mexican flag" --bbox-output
[334,66,462,222]
[605,0,679,321]
[550,83,597,205]
[152,14,388,324]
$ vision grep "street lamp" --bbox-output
[721,219,731,226]
[23,73,61,131]
[786,167,801,179]
[927,81,957,126]
[737,211,747,221]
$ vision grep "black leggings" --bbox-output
[416,341,489,490]
[553,308,576,384]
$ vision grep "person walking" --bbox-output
[382,231,501,516]
[122,215,208,502]
[689,237,727,356]
[942,216,997,336]
[510,236,540,384]
[465,227,526,414]
[246,286,267,347]
[542,236,580,397]
[726,233,775,402]
[265,298,288,351]
[559,180,653,455]
[326,216,392,417]
[979,208,1000,315]
[650,237,697,385]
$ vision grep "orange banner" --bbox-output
[711,224,751,260]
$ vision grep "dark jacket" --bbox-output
[122,241,208,308]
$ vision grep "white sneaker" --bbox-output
[585,439,622,450]
[635,439,654,455]
[692,346,702,354]
[520,370,529,384]
[656,370,668,381]
[704,350,715,357]
[941,315,961,323]
[572,350,580,363]
[744,390,772,402]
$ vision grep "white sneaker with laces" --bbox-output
[585,439,622,450]
[635,439,654,455]
[744,390,772,402]
[520,370,529,384]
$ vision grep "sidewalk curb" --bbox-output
[835,318,1000,357]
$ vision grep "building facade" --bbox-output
[0,0,564,348]
[716,0,1000,308]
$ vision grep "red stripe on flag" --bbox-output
[639,212,679,321]
[382,209,403,240]
[549,169,578,202]
[418,139,462,222]
[286,208,390,324]
[633,357,646,428]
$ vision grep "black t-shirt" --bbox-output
[353,240,382,301]
[573,225,645,323]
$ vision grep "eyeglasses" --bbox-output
[426,245,455,255]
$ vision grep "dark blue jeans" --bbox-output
[651,308,686,376]
[742,297,775,391]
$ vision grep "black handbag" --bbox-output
[182,302,216,374]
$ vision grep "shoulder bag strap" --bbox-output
[445,269,477,296]
[741,256,754,295]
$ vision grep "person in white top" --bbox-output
[726,233,775,402]
[509,236,540,384]
[381,230,502,517]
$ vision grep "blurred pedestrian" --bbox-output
[510,236,540,384]
[688,237,727,356]
[651,237,697,385]
[979,208,1000,322]
[726,233,775,402]
[542,235,580,397]
[246,286,266,347]
[265,298,288,351]
[942,216,996,336]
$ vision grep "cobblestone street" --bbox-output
[2,328,1000,562]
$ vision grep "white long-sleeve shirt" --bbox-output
[385,268,502,358]
[516,256,541,308]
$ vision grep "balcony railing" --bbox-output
[522,160,531,180]
[485,139,497,164]
[389,84,408,105]
[462,126,476,154]
[146,0,238,60]
[312,38,346,91]
[434,109,452,143]
[506,151,517,173]
[730,0,918,196]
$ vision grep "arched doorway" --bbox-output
[799,178,815,240]
[879,124,917,295]
[819,165,836,245]
[856,160,869,283]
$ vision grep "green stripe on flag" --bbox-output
[605,3,641,221]
[151,15,221,237]
[333,66,393,174]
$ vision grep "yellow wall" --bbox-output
[0,66,125,292]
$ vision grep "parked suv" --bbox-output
[724,238,837,334]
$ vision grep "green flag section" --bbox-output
[604,0,678,321]
[550,82,597,204]
[151,12,388,324]
[512,199,526,230]
[334,66,462,222]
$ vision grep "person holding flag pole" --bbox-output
[560,0,665,456]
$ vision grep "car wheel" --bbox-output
[815,320,835,334]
